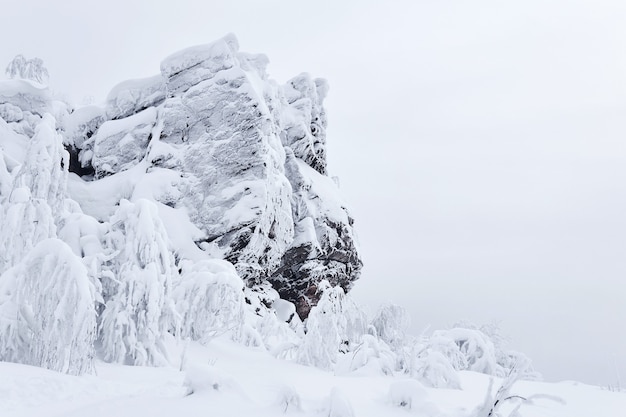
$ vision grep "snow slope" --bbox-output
[2,337,625,417]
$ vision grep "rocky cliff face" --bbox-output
[0,34,362,319]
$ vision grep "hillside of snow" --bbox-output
[0,35,624,417]
[3,337,626,417]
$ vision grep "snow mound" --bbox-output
[387,379,429,410]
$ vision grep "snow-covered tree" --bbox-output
[13,113,68,216]
[297,281,367,370]
[371,303,411,349]
[410,349,461,389]
[173,259,245,343]
[99,199,176,366]
[56,205,108,308]
[5,54,49,84]
[0,114,69,272]
[0,238,97,375]
[0,188,56,273]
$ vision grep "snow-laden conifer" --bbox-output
[371,304,411,348]
[99,199,175,366]
[0,238,96,375]
[5,55,49,84]
[174,259,245,343]
[297,281,366,370]
[13,114,68,216]
[0,188,56,273]
[0,114,68,272]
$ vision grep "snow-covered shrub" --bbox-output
[403,324,539,387]
[371,303,411,349]
[174,259,245,343]
[498,350,541,381]
[410,349,461,389]
[5,54,49,84]
[392,329,464,388]
[424,327,501,377]
[423,330,469,371]
[471,359,558,417]
[13,114,68,216]
[253,311,303,359]
[297,281,367,370]
[56,207,107,307]
[99,199,176,366]
[236,284,303,357]
[0,239,97,375]
[0,188,56,273]
[335,334,396,376]
[369,303,413,371]
[464,322,542,380]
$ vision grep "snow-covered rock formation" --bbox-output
[57,34,361,320]
[0,34,363,373]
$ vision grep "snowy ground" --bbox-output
[2,338,624,417]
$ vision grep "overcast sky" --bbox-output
[3,0,625,385]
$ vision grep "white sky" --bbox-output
[3,0,625,385]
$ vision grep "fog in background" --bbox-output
[2,0,625,385]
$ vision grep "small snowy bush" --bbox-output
[235,284,303,356]
[447,322,540,379]
[174,259,245,343]
[411,349,462,389]
[335,334,396,376]
[439,327,501,375]
[5,54,49,84]
[297,281,367,370]
[371,303,411,350]
[370,303,412,372]
[472,359,559,417]
[423,330,469,371]
[0,239,97,375]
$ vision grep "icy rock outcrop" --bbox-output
[92,107,156,178]
[281,74,329,175]
[270,152,362,317]
[106,75,165,120]
[157,36,295,283]
[66,34,362,318]
[160,34,239,96]
[0,80,50,117]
